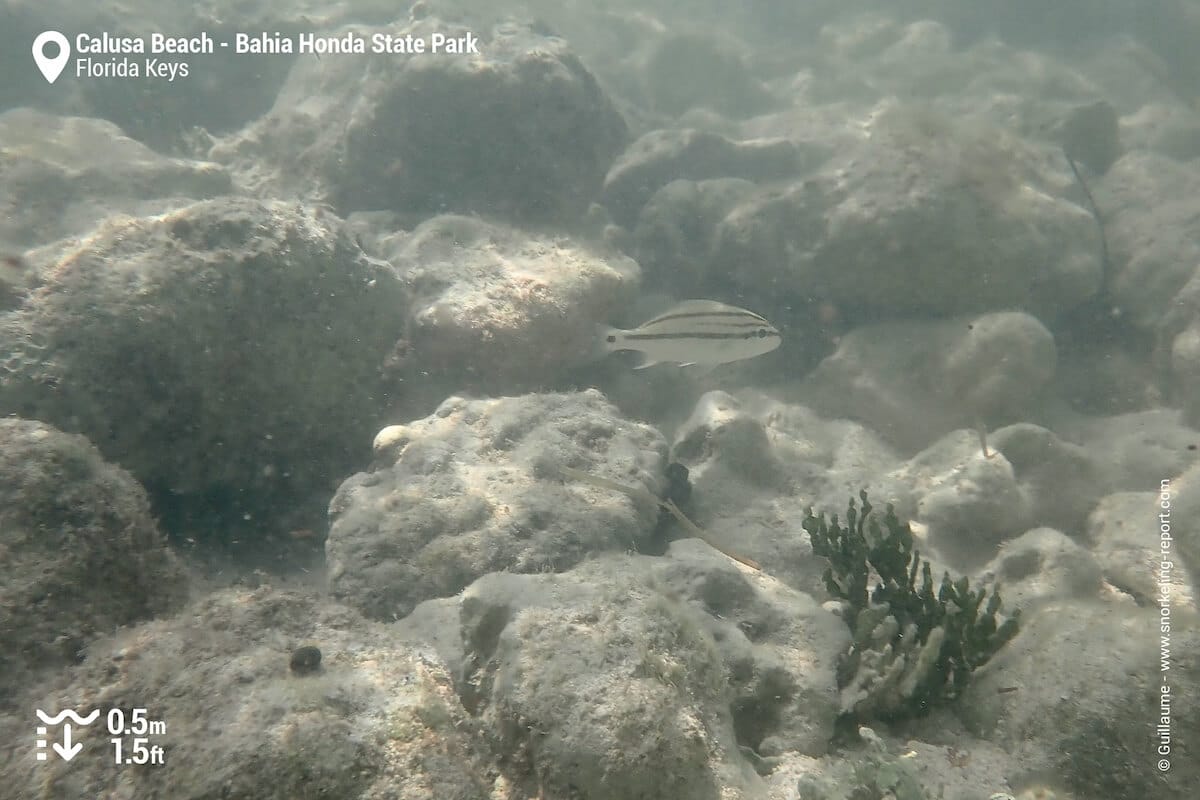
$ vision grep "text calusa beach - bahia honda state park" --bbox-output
[72,30,480,56]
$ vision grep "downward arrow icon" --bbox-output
[52,724,82,761]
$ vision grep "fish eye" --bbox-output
[606,334,616,343]
[756,328,769,338]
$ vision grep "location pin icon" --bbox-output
[32,31,70,84]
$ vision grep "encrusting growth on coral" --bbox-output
[804,491,1020,723]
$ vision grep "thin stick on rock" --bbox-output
[558,465,761,570]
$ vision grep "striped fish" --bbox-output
[601,299,781,369]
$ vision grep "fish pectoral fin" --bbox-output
[632,358,659,370]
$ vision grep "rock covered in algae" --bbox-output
[328,389,668,620]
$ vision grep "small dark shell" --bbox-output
[289,645,322,676]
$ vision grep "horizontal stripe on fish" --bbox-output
[623,329,779,341]
[642,309,769,325]
[639,319,767,332]
[599,299,782,369]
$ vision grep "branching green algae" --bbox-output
[804,491,1020,723]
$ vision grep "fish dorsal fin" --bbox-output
[643,299,763,328]
[643,299,748,325]
[669,299,733,311]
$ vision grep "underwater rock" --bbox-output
[396,541,849,792]
[673,390,791,492]
[975,527,1105,610]
[669,390,911,598]
[818,15,951,71]
[887,422,1109,575]
[0,418,188,705]
[1051,342,1159,415]
[783,730,1016,800]
[327,389,668,620]
[447,541,846,797]
[902,434,1033,570]
[378,214,638,392]
[797,318,959,452]
[641,31,775,118]
[1123,101,1200,162]
[986,424,1103,537]
[799,313,1057,453]
[714,106,1103,318]
[0,252,37,310]
[600,128,809,227]
[1170,320,1200,429]
[1088,492,1197,613]
[0,197,407,537]
[941,313,1058,421]
[458,564,742,799]
[212,18,626,225]
[1056,408,1200,492]
[0,587,493,799]
[0,108,230,250]
[958,600,1200,799]
[649,539,847,757]
[632,177,758,292]
[1165,462,1200,581]
[1100,151,1200,333]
